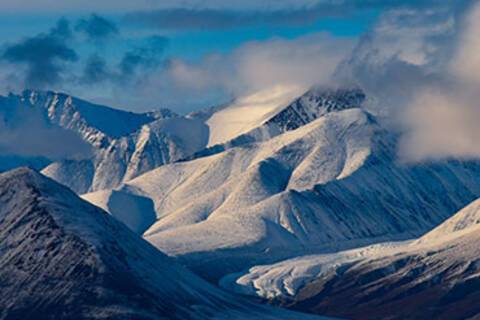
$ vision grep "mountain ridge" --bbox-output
[85,105,480,281]
[0,167,328,320]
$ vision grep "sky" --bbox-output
[1,0,480,161]
[0,1,404,113]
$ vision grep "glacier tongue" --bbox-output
[222,198,480,320]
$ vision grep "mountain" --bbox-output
[0,90,210,194]
[1,87,364,194]
[223,198,480,320]
[200,85,305,147]
[0,167,329,320]
[85,102,480,281]
[185,86,366,161]
[81,189,156,234]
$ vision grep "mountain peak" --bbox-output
[265,86,366,131]
[1,166,56,192]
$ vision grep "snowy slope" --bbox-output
[34,90,209,193]
[81,189,156,234]
[418,198,480,243]
[0,90,210,193]
[223,199,480,320]
[205,85,304,147]
[0,167,328,320]
[85,106,480,280]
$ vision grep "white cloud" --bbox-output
[399,86,480,161]
[110,32,355,113]
[334,1,480,161]
[401,2,480,160]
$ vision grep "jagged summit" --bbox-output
[265,87,366,131]
[185,86,368,162]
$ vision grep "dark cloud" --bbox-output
[81,54,111,83]
[124,7,339,30]
[77,35,168,87]
[124,0,456,30]
[118,36,168,77]
[75,14,118,41]
[50,18,73,39]
[1,19,77,89]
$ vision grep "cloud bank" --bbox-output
[0,0,453,13]
[333,0,480,161]
[119,32,354,113]
[124,0,456,31]
[398,1,480,161]
[0,97,92,159]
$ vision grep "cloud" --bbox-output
[124,7,341,30]
[76,35,168,88]
[75,14,118,41]
[399,85,480,161]
[1,19,77,89]
[118,36,168,77]
[334,0,480,161]
[111,32,354,113]
[0,14,165,93]
[124,1,454,30]
[398,1,480,161]
[0,0,451,13]
[80,54,111,83]
[0,97,92,159]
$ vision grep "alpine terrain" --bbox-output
[0,167,328,320]
[0,90,209,194]
[223,198,480,320]
[84,87,480,280]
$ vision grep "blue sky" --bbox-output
[165,10,379,60]
[0,9,379,62]
[0,0,462,112]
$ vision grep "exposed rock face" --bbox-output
[265,87,366,131]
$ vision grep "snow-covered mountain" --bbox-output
[0,167,329,320]
[186,86,366,161]
[1,87,366,195]
[223,198,480,320]
[85,102,480,280]
[0,90,209,193]
[201,85,305,147]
